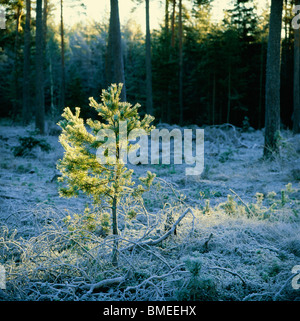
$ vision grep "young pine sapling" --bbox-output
[57,83,156,266]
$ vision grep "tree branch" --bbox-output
[81,270,132,294]
[208,266,246,285]
[121,207,194,252]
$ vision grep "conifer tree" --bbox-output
[35,0,45,134]
[22,0,31,125]
[294,0,300,134]
[57,83,155,266]
[106,0,126,101]
[263,0,283,158]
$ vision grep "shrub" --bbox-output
[176,252,217,300]
[12,135,51,157]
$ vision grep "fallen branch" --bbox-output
[211,123,250,148]
[242,292,273,301]
[119,237,172,269]
[121,208,194,252]
[81,270,133,294]
[273,274,294,301]
[142,208,194,246]
[209,266,246,285]
[84,276,125,293]
[125,264,187,293]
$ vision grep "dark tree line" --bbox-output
[0,0,299,157]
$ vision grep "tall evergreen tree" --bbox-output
[227,0,259,43]
[35,0,45,134]
[11,0,23,119]
[22,0,31,125]
[263,0,283,158]
[293,0,300,133]
[60,0,65,111]
[178,0,183,125]
[106,0,126,101]
[145,0,153,115]
[171,0,176,48]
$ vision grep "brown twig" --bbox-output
[203,233,213,253]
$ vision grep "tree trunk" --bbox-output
[165,0,169,34]
[165,0,171,124]
[293,0,300,134]
[49,53,55,118]
[12,4,22,120]
[258,39,265,129]
[178,0,183,125]
[171,0,176,48]
[145,0,153,115]
[43,0,48,51]
[167,0,176,124]
[22,0,31,125]
[263,0,283,158]
[112,195,119,267]
[60,0,65,110]
[106,0,126,101]
[212,71,216,125]
[227,65,231,124]
[35,0,45,134]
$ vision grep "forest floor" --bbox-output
[0,119,299,301]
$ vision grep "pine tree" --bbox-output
[106,0,126,101]
[35,0,45,134]
[294,0,300,134]
[22,0,31,125]
[11,0,23,120]
[60,0,66,111]
[145,0,153,115]
[178,0,183,125]
[263,0,283,158]
[57,83,155,266]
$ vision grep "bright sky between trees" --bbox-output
[53,0,257,32]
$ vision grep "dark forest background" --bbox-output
[0,0,298,131]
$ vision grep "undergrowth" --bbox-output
[216,183,299,222]
[12,132,51,157]
[0,179,299,301]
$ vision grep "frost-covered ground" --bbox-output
[0,120,299,301]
